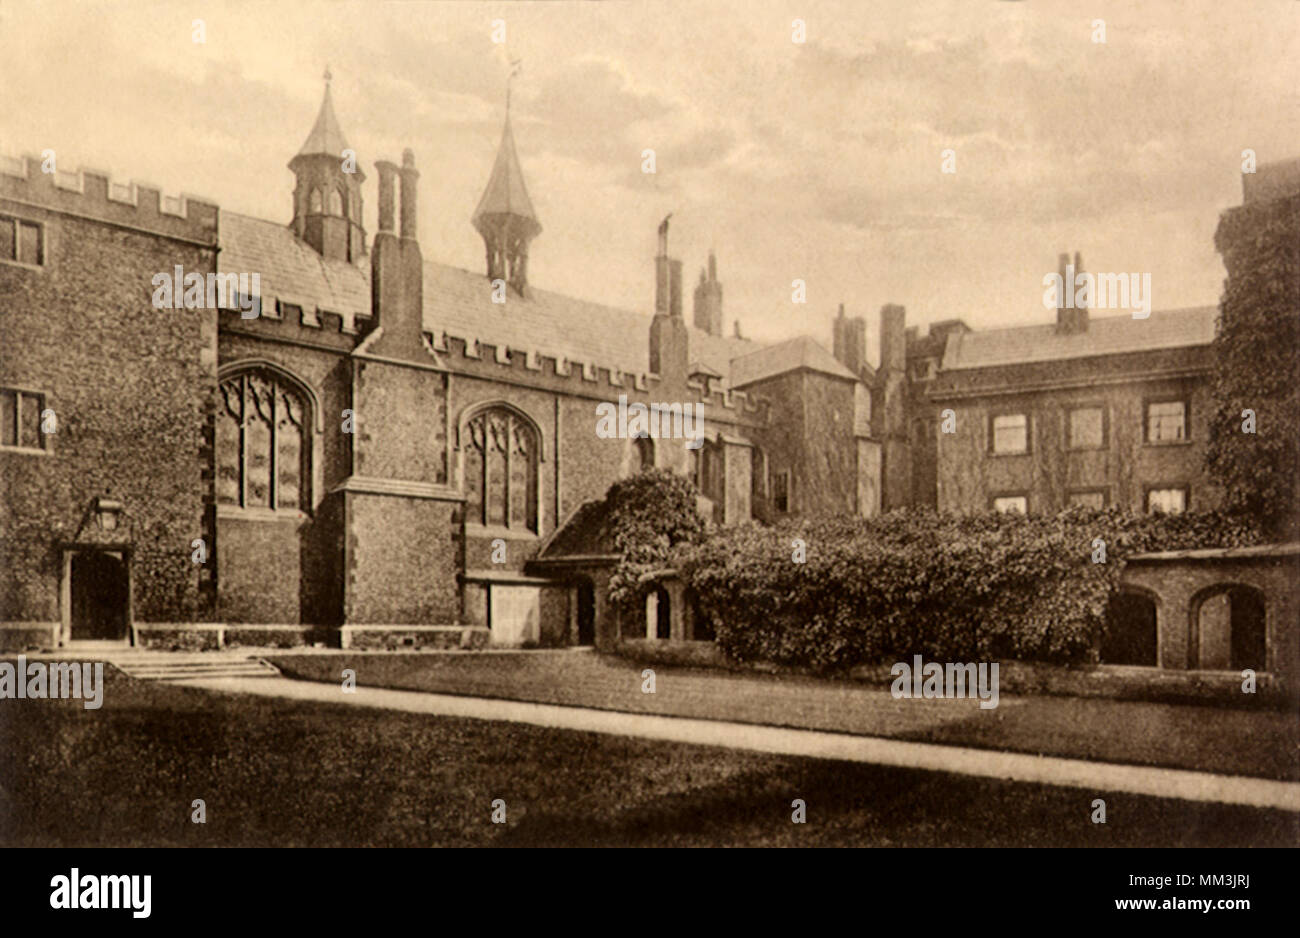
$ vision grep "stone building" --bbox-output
[1,76,1295,681]
[0,78,885,651]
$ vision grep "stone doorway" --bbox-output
[66,549,130,643]
[576,580,596,645]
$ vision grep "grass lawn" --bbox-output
[265,650,1300,782]
[1,664,1296,847]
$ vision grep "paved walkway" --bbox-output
[176,675,1300,813]
[265,650,1299,781]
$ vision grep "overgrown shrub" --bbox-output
[674,508,1261,672]
[603,469,706,616]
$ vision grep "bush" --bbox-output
[602,469,706,616]
[673,508,1261,673]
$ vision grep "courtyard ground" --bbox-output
[1,664,1296,847]
[265,649,1300,781]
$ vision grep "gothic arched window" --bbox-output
[309,188,323,214]
[633,434,654,473]
[329,188,344,216]
[217,369,310,511]
[463,407,538,532]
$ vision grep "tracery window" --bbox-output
[217,370,309,511]
[463,407,538,532]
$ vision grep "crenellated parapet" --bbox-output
[426,329,770,427]
[0,152,218,247]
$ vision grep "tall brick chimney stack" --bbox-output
[832,302,868,376]
[1055,251,1089,334]
[669,259,684,319]
[692,250,723,336]
[366,151,426,359]
[878,303,911,510]
[650,216,689,378]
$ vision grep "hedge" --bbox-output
[673,508,1261,672]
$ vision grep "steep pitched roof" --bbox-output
[729,335,858,387]
[220,211,368,315]
[295,84,350,159]
[218,212,760,381]
[940,306,1217,371]
[471,116,541,239]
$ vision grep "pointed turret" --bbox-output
[472,112,541,296]
[289,68,366,262]
[295,80,351,157]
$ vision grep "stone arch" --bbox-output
[456,401,546,533]
[454,400,546,461]
[645,584,671,640]
[309,187,323,214]
[216,360,324,511]
[1190,583,1268,671]
[1101,587,1159,666]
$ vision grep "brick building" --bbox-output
[0,79,885,651]
[1,78,1295,665]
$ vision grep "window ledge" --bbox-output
[217,504,310,522]
[0,257,44,272]
[466,524,538,541]
[1143,439,1193,447]
[0,444,49,456]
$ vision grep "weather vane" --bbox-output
[506,58,522,115]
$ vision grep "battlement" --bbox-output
[0,151,218,246]
[427,328,769,423]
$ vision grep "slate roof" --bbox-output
[940,306,1217,372]
[533,499,616,561]
[729,335,859,388]
[219,211,760,381]
[294,84,350,159]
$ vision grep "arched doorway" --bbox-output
[69,551,129,642]
[688,589,714,641]
[1229,587,1266,671]
[645,585,671,640]
[576,580,596,646]
[1194,585,1266,671]
[1101,591,1157,666]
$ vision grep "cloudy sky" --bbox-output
[2,0,1296,361]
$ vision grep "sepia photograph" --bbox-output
[0,0,1295,917]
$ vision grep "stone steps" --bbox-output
[108,654,280,682]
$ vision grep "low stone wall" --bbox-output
[613,638,727,669]
[0,622,59,652]
[223,625,334,649]
[611,640,1295,709]
[135,625,222,651]
[134,623,331,651]
[341,625,491,651]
